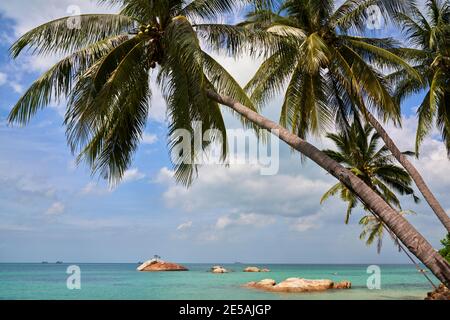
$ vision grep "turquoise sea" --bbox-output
[0,263,435,300]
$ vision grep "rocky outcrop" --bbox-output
[332,280,352,289]
[245,278,352,293]
[425,284,450,300]
[243,266,270,272]
[211,266,228,273]
[137,259,188,272]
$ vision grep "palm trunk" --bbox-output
[366,112,450,233]
[207,90,450,286]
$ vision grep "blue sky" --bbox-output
[0,0,448,264]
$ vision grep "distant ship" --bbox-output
[41,261,49,264]
[56,261,63,264]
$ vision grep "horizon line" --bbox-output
[0,261,424,265]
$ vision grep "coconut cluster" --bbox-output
[136,25,162,69]
[138,24,159,36]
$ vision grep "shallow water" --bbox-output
[0,263,434,300]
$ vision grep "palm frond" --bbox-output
[340,45,400,123]
[10,14,135,58]
[8,35,129,125]
[66,40,152,184]
[194,23,283,58]
[182,0,243,20]
[245,46,297,107]
[158,16,228,185]
[343,37,423,82]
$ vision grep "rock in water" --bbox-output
[252,279,276,287]
[244,266,260,272]
[333,281,352,289]
[243,266,270,272]
[425,284,450,300]
[137,259,188,272]
[211,266,228,273]
[245,278,352,293]
[275,278,334,292]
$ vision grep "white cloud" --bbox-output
[0,224,33,232]
[382,115,450,196]
[0,72,7,86]
[0,72,24,93]
[290,213,324,233]
[215,213,275,230]
[0,169,56,198]
[81,182,112,196]
[155,111,450,241]
[45,202,65,216]
[10,82,24,94]
[81,169,146,195]
[210,54,263,87]
[158,164,332,217]
[177,221,193,231]
[142,133,158,145]
[122,168,146,183]
[0,0,119,36]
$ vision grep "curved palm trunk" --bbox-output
[206,90,450,286]
[365,112,450,233]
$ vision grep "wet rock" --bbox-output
[245,278,351,293]
[137,259,188,272]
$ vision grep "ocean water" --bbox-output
[0,263,435,300]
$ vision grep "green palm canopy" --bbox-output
[321,122,419,252]
[7,0,258,186]
[232,0,420,139]
[388,0,450,155]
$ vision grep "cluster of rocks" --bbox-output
[210,266,271,273]
[245,278,352,293]
[425,284,450,300]
[137,259,188,272]
[136,260,353,294]
[243,266,270,273]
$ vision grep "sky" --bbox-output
[0,0,448,264]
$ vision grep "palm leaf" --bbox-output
[10,14,135,57]
[8,35,129,125]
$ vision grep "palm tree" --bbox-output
[386,0,450,229]
[439,234,450,263]
[212,92,450,285]
[7,0,450,285]
[392,0,450,153]
[8,0,255,186]
[233,0,450,232]
[359,213,415,254]
[320,123,419,253]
